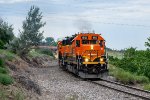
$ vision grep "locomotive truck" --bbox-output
[58,32,108,78]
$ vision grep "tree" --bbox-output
[45,37,55,46]
[18,5,46,55]
[0,28,5,48]
[0,18,14,49]
[145,37,150,49]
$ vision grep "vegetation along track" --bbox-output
[88,78,150,100]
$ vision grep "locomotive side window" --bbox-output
[62,40,66,46]
[99,40,103,47]
[76,40,80,47]
[82,40,89,44]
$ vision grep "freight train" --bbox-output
[58,32,108,78]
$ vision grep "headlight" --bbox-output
[85,58,89,62]
[100,58,103,62]
[91,45,93,50]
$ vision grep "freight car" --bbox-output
[58,32,108,78]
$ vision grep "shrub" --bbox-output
[29,49,43,57]
[0,21,14,49]
[0,67,7,74]
[134,75,149,83]
[109,48,150,80]
[0,49,17,61]
[143,84,150,91]
[0,74,13,85]
[36,48,54,57]
[0,58,4,67]
[0,40,5,49]
[29,48,54,57]
[115,70,135,84]
[109,66,149,84]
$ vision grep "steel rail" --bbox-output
[88,80,150,100]
[100,78,150,94]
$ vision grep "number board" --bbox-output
[81,36,88,40]
[92,36,98,40]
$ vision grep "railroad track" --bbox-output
[88,78,150,100]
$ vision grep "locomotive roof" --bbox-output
[60,33,104,42]
[72,33,104,42]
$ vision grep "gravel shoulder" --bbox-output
[29,60,143,100]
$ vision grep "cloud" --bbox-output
[0,0,34,4]
[1,0,150,49]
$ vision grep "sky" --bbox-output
[0,0,150,50]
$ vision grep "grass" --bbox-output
[0,73,14,85]
[109,64,149,84]
[14,91,24,100]
[28,48,54,58]
[143,84,150,91]
[0,49,24,99]
[0,58,14,85]
[0,49,18,61]
[0,90,6,100]
[0,67,8,74]
[28,49,46,58]
[36,48,54,57]
[0,86,24,100]
[0,59,4,67]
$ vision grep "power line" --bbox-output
[93,21,150,28]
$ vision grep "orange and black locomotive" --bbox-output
[58,32,108,78]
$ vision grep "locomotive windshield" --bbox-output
[82,40,89,44]
[82,40,97,44]
[90,40,97,44]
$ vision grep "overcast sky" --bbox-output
[0,0,150,50]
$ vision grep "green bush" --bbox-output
[0,74,13,85]
[115,70,136,84]
[0,23,14,49]
[36,48,54,57]
[0,40,5,49]
[0,67,7,74]
[29,49,43,57]
[0,49,17,61]
[134,75,149,83]
[143,84,150,91]
[0,59,4,67]
[29,48,54,58]
[109,65,149,84]
[109,48,150,79]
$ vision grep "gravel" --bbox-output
[29,60,143,100]
[94,80,150,99]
